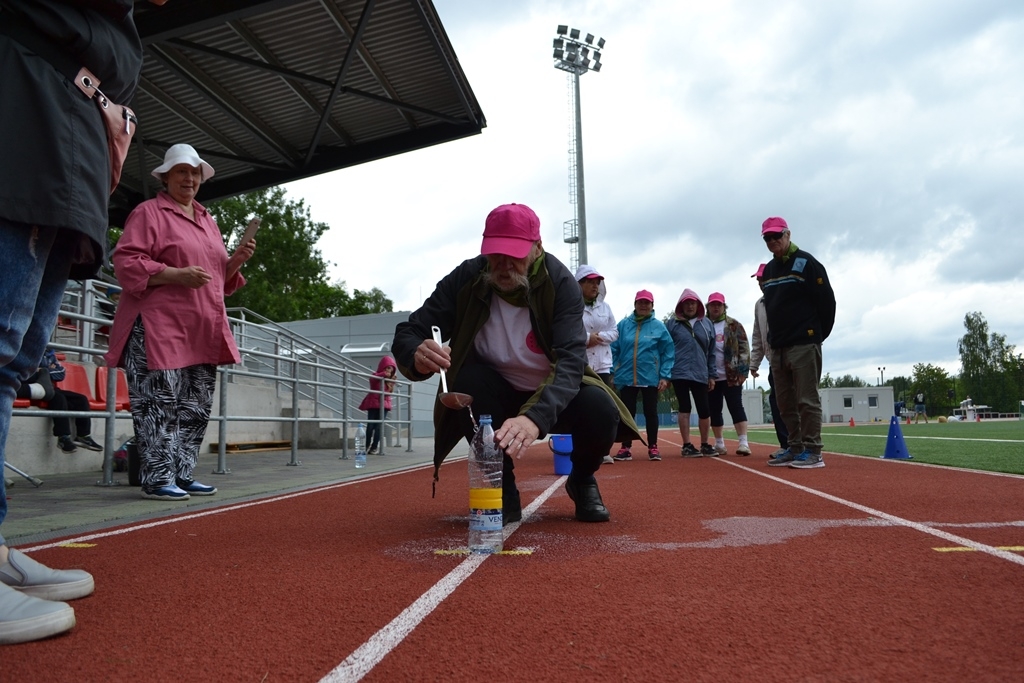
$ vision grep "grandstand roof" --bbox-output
[112,0,485,224]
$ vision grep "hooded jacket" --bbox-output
[762,242,836,348]
[665,289,715,383]
[359,356,397,411]
[610,308,674,388]
[392,252,640,474]
[573,265,618,374]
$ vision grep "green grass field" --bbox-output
[738,419,1024,475]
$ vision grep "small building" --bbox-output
[820,387,895,424]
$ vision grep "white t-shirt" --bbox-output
[713,319,726,381]
[474,296,551,391]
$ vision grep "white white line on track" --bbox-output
[318,476,566,683]
[714,457,1024,567]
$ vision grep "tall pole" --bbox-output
[553,26,603,271]
[572,71,587,265]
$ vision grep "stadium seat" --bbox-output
[13,398,31,408]
[95,366,131,412]
[57,362,106,410]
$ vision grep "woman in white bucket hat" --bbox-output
[105,143,256,502]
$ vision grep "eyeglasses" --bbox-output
[762,232,785,243]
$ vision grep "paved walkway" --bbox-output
[2,437,440,546]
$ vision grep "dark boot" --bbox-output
[565,477,610,522]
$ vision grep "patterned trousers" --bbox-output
[122,318,216,489]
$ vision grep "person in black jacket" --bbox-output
[0,0,163,646]
[392,204,640,525]
[759,217,836,469]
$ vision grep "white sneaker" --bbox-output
[0,583,75,645]
[0,549,94,601]
[602,455,615,464]
[735,444,751,456]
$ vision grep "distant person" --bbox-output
[705,293,752,455]
[575,265,618,464]
[665,288,716,457]
[610,290,674,461]
[0,0,166,645]
[15,349,103,454]
[914,392,929,423]
[760,217,836,469]
[105,144,256,501]
[749,264,789,459]
[392,203,638,524]
[359,356,397,454]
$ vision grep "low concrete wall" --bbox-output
[7,368,286,478]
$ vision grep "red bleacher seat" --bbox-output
[13,398,31,408]
[57,362,106,410]
[95,366,130,412]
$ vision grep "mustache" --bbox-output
[486,269,530,293]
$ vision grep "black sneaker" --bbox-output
[74,435,103,451]
[57,436,77,454]
[700,443,717,456]
[681,443,701,458]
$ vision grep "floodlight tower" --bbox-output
[552,25,604,271]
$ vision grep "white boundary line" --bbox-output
[715,457,1024,567]
[318,476,566,683]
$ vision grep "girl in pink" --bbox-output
[359,356,397,454]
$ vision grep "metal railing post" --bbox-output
[213,367,230,474]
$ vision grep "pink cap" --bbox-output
[761,216,788,235]
[481,204,541,258]
[751,263,766,278]
[706,292,726,305]
[635,289,654,302]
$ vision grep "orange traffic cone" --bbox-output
[849,417,855,427]
[906,415,911,425]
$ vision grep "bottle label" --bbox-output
[469,508,502,532]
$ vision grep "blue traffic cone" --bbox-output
[881,415,913,459]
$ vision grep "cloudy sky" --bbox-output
[284,0,1024,390]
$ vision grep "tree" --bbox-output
[819,373,834,389]
[832,374,867,388]
[207,187,392,321]
[911,363,951,415]
[957,311,1022,412]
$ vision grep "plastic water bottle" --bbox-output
[468,415,503,553]
[354,423,367,469]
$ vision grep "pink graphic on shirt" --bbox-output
[526,330,544,354]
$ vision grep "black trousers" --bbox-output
[768,370,789,448]
[451,360,618,488]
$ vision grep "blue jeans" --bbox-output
[0,220,74,545]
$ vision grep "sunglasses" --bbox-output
[762,232,785,243]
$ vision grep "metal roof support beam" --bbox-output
[318,0,415,128]
[135,0,297,46]
[305,0,377,167]
[406,0,482,128]
[149,44,300,165]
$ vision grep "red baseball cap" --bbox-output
[635,289,654,302]
[761,216,788,235]
[751,263,766,278]
[481,204,541,259]
[706,292,726,305]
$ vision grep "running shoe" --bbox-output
[648,446,661,461]
[789,451,825,469]
[735,444,751,456]
[613,448,632,462]
[700,443,718,456]
[681,443,702,458]
[767,449,796,467]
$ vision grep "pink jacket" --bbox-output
[359,356,397,411]
[105,192,245,370]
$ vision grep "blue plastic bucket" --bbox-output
[548,434,573,475]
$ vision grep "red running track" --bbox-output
[5,440,1024,682]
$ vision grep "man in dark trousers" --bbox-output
[759,217,836,469]
[392,203,639,525]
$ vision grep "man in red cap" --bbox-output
[393,204,639,523]
[759,217,835,469]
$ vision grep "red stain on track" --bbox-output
[4,443,1023,682]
